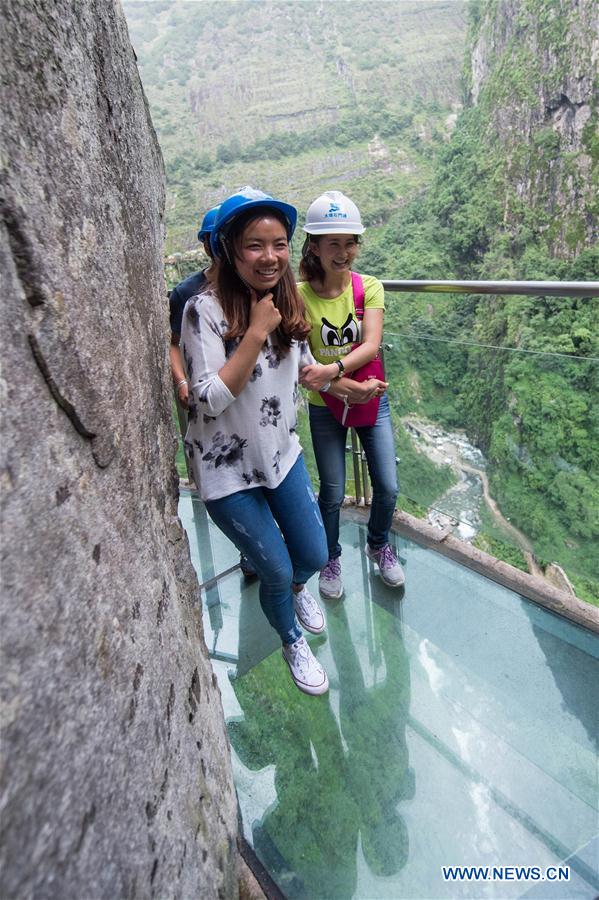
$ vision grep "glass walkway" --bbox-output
[179,488,598,899]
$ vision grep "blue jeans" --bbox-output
[309,394,398,560]
[205,454,328,645]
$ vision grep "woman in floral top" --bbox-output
[182,188,345,695]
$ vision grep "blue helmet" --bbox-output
[197,205,220,241]
[211,186,297,258]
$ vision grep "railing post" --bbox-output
[361,447,371,506]
[174,392,192,482]
[350,429,364,506]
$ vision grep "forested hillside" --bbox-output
[373,0,598,600]
[125,0,597,602]
[124,0,467,251]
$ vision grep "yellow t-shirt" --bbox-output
[298,274,385,406]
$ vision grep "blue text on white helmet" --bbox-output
[303,190,365,235]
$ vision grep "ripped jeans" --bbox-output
[205,454,328,645]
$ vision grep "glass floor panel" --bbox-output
[179,490,599,899]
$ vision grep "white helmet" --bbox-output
[303,190,365,235]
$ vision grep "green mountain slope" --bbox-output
[372,0,598,599]
[124,0,467,251]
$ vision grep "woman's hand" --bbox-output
[217,290,282,397]
[331,378,388,404]
[248,290,281,340]
[299,362,337,391]
[177,380,189,409]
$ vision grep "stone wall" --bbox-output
[468,0,598,256]
[0,2,238,897]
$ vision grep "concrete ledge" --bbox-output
[238,837,281,900]
[343,504,599,635]
[238,854,267,900]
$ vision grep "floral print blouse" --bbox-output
[180,289,315,502]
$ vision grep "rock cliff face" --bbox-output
[0,2,238,897]
[467,0,597,256]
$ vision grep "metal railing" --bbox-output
[347,279,599,505]
[380,279,599,297]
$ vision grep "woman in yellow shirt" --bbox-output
[299,191,405,599]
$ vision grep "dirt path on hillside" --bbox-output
[460,462,533,552]
[403,415,542,573]
[460,463,543,575]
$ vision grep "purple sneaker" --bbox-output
[365,543,405,587]
[318,558,343,599]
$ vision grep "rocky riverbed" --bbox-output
[402,416,528,549]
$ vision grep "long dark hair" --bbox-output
[299,234,361,283]
[217,208,310,349]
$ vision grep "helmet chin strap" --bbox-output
[243,277,277,303]
[219,233,234,266]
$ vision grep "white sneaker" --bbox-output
[318,557,343,599]
[366,543,405,587]
[282,637,329,695]
[293,586,326,634]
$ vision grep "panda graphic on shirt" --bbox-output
[320,312,359,349]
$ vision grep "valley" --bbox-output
[126,0,598,603]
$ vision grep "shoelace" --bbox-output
[289,637,307,655]
[305,592,319,611]
[289,639,311,668]
[380,544,397,568]
[324,559,341,578]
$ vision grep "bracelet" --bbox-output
[334,359,345,378]
[321,381,331,393]
[176,379,188,388]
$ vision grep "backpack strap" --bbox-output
[351,272,365,319]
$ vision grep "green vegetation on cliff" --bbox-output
[125,0,467,251]
[364,0,599,594]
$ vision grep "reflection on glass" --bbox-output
[178,496,599,899]
[228,566,412,899]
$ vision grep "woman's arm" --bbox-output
[299,307,384,390]
[333,306,383,374]
[168,284,190,407]
[169,339,189,408]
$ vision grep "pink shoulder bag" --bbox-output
[320,272,385,427]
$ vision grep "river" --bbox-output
[402,416,535,557]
